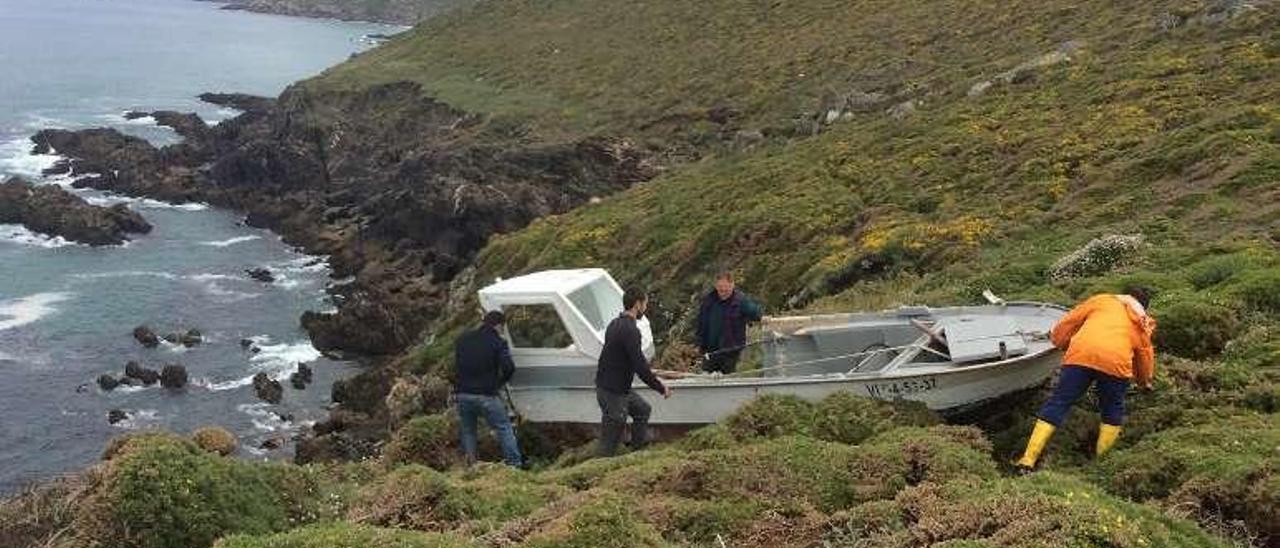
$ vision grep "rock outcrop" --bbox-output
[124,361,159,385]
[132,326,160,348]
[208,0,474,25]
[159,364,188,389]
[0,176,151,246]
[97,374,120,391]
[253,373,284,404]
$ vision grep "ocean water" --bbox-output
[0,0,399,494]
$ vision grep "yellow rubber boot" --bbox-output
[1014,419,1056,469]
[1096,424,1122,457]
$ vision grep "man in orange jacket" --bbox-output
[1015,287,1157,469]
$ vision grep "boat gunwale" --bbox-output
[509,301,1068,393]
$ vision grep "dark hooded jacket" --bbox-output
[454,325,516,395]
[696,288,763,353]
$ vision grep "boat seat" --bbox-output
[848,345,897,373]
[938,316,1027,363]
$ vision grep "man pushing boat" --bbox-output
[696,270,764,374]
[1015,287,1157,470]
[595,287,673,457]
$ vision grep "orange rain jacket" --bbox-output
[1050,294,1157,383]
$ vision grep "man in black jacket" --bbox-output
[696,271,764,374]
[454,310,523,467]
[594,287,672,457]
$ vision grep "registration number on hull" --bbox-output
[864,377,938,399]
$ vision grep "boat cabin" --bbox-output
[477,269,654,386]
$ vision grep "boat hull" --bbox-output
[507,346,1061,424]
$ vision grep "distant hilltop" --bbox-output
[200,0,476,25]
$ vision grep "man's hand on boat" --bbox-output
[661,385,673,399]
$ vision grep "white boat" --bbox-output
[479,269,1067,424]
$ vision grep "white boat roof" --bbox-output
[479,268,610,298]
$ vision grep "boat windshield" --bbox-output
[566,278,621,332]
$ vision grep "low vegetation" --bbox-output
[4,0,1278,546]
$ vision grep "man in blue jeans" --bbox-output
[454,310,523,467]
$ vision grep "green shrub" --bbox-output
[718,392,940,445]
[1242,384,1280,413]
[1184,254,1251,290]
[811,392,940,445]
[1230,269,1280,314]
[214,523,475,548]
[593,429,996,512]
[349,464,565,534]
[191,426,239,456]
[348,465,453,531]
[440,465,567,529]
[824,472,1228,547]
[523,490,664,548]
[1153,296,1239,359]
[1094,413,1280,542]
[722,394,817,439]
[78,434,317,548]
[383,414,459,470]
[674,423,736,451]
[650,496,764,544]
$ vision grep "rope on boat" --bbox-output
[708,329,1050,379]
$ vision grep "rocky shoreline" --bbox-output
[200,0,471,25]
[28,82,656,459]
[0,176,151,246]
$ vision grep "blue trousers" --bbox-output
[456,393,523,467]
[1038,365,1129,426]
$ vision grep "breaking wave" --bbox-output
[0,292,73,332]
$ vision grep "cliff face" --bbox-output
[208,0,475,25]
[34,83,655,358]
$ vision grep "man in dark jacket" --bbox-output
[595,287,672,457]
[696,271,764,374]
[454,310,523,467]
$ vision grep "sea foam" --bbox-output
[199,235,261,247]
[0,292,73,331]
[0,224,79,248]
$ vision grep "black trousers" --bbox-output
[595,388,652,457]
[702,350,742,374]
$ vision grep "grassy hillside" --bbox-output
[4,0,1279,546]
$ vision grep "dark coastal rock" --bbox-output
[300,290,409,356]
[132,326,159,348]
[181,329,203,347]
[117,376,140,388]
[259,437,284,450]
[97,374,120,391]
[159,364,188,389]
[42,159,72,176]
[252,372,283,404]
[239,338,255,349]
[124,361,159,385]
[162,332,182,345]
[25,79,659,457]
[245,267,275,283]
[198,92,275,115]
[330,366,394,414]
[107,409,129,425]
[0,176,152,246]
[122,111,150,121]
[148,111,210,143]
[289,363,314,390]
